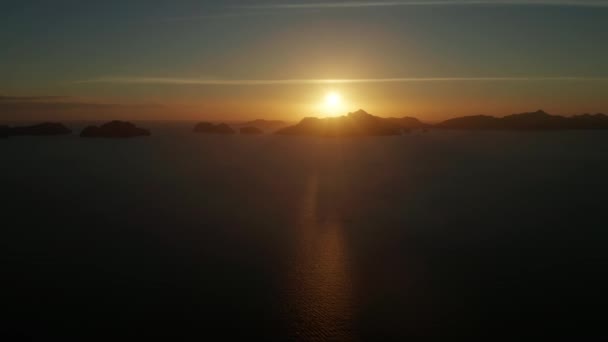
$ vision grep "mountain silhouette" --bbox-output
[276,109,419,137]
[437,110,608,130]
[80,121,150,138]
[193,122,236,134]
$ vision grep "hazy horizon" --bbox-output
[1,105,607,125]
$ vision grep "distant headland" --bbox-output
[436,110,608,130]
[274,109,608,137]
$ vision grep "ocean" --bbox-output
[2,123,608,339]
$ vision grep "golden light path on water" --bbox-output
[284,147,354,340]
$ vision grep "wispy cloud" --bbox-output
[162,0,608,21]
[79,76,608,86]
[236,0,608,10]
[162,1,608,21]
[163,10,317,22]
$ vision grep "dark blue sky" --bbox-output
[2,0,608,120]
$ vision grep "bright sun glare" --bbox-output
[322,92,344,116]
[326,92,341,107]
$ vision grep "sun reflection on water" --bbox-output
[285,171,354,340]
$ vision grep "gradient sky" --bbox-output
[2,0,608,121]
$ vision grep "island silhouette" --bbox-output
[0,122,71,137]
[193,122,236,135]
[80,121,150,138]
[240,126,264,135]
[236,119,288,133]
[3,109,608,140]
[0,125,11,138]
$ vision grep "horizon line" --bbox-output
[78,76,608,86]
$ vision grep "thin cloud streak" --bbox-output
[80,76,608,86]
[162,9,323,21]
[237,0,608,10]
[163,1,608,22]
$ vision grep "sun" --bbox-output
[321,92,344,116]
[325,92,341,107]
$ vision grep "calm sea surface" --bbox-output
[2,123,608,339]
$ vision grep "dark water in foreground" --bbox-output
[2,124,608,340]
